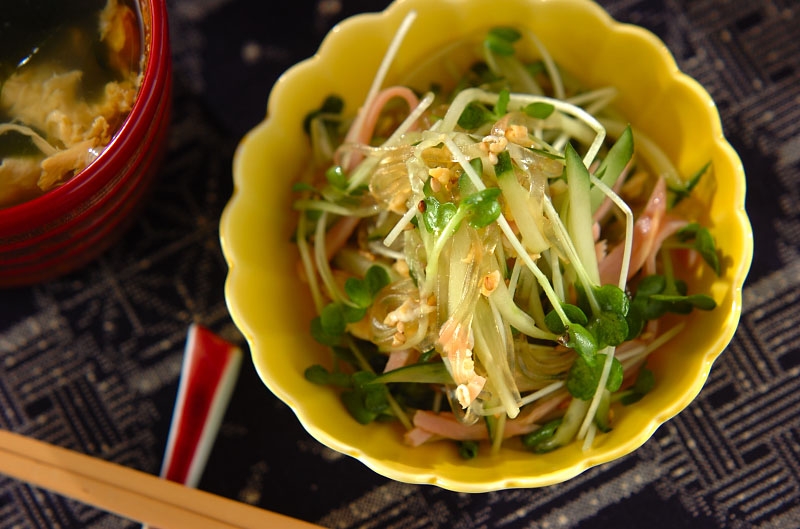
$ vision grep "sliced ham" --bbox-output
[383,349,420,373]
[403,393,568,446]
[599,177,667,285]
[338,86,420,171]
[643,214,689,276]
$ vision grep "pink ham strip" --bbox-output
[404,427,439,447]
[323,216,361,262]
[514,393,570,426]
[403,394,568,446]
[405,410,535,443]
[322,87,420,258]
[643,214,689,276]
[337,86,420,171]
[643,318,659,339]
[383,349,420,373]
[598,177,667,286]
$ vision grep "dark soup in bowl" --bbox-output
[0,0,143,208]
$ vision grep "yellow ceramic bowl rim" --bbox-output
[221,0,753,491]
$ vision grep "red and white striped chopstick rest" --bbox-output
[159,324,242,488]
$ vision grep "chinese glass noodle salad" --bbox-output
[293,13,721,457]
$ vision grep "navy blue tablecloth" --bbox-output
[2,1,799,527]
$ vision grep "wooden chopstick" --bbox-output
[0,429,323,529]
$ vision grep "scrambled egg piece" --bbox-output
[0,157,43,207]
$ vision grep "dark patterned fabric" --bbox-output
[1,0,798,527]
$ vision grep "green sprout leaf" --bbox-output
[523,102,555,119]
[304,365,352,388]
[325,165,347,189]
[619,367,655,405]
[566,354,623,400]
[626,273,716,339]
[292,182,317,193]
[422,195,458,234]
[603,355,624,393]
[331,345,358,365]
[311,313,342,347]
[341,390,377,424]
[365,265,390,297]
[303,94,344,134]
[525,60,546,77]
[345,277,372,308]
[566,355,598,400]
[457,101,493,129]
[488,26,522,44]
[341,371,392,424]
[649,293,717,311]
[484,27,521,56]
[637,274,667,296]
[341,304,367,323]
[456,88,513,130]
[565,323,598,363]
[343,267,389,309]
[544,303,588,334]
[588,285,632,346]
[495,88,510,116]
[321,303,346,335]
[625,302,645,341]
[461,187,502,228]
[668,161,710,207]
[311,266,388,348]
[593,284,630,316]
[342,265,391,314]
[677,222,721,275]
[458,440,480,459]
[588,310,629,348]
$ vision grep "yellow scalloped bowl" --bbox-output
[220,0,753,491]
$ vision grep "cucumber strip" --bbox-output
[534,397,590,452]
[564,143,601,286]
[371,362,455,385]
[495,151,550,254]
[590,125,633,212]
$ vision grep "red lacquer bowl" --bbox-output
[0,0,172,287]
